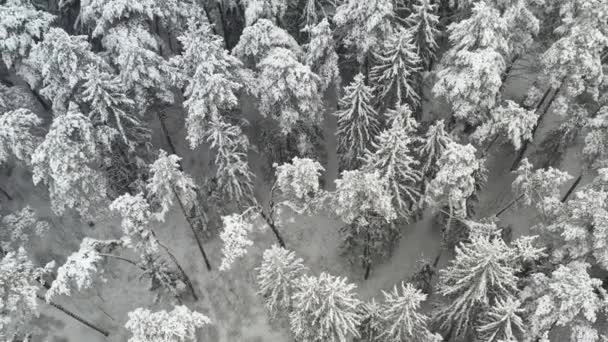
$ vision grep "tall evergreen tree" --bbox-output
[416,119,452,178]
[334,0,394,66]
[31,103,109,219]
[290,272,363,342]
[378,282,441,342]
[256,245,307,317]
[363,105,422,218]
[305,18,341,93]
[434,236,519,339]
[370,28,421,106]
[335,73,380,169]
[405,0,440,71]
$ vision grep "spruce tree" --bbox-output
[434,236,519,339]
[378,282,440,342]
[416,119,452,179]
[335,73,380,169]
[256,245,307,317]
[290,272,363,342]
[405,0,440,71]
[254,47,323,134]
[371,28,421,106]
[305,18,341,93]
[363,105,422,218]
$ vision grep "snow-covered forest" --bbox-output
[1,0,608,341]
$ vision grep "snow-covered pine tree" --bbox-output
[45,238,116,301]
[274,157,325,212]
[333,169,396,226]
[473,100,538,151]
[171,17,244,149]
[541,0,608,101]
[218,212,254,271]
[205,118,255,205]
[23,27,107,113]
[110,193,159,254]
[363,105,422,218]
[334,0,394,66]
[416,119,452,178]
[521,261,606,342]
[425,142,481,225]
[0,108,42,165]
[290,272,363,342]
[335,73,380,169]
[0,0,54,69]
[512,158,572,218]
[0,206,49,254]
[78,0,196,106]
[232,19,300,67]
[305,18,341,93]
[378,282,441,342]
[125,305,211,342]
[434,236,518,339]
[476,297,525,342]
[31,103,109,219]
[241,0,287,27]
[79,65,143,147]
[357,298,383,342]
[433,1,509,125]
[146,150,197,222]
[256,245,307,317]
[405,0,440,71]
[536,186,608,270]
[0,247,54,342]
[301,0,327,32]
[253,47,323,134]
[110,193,198,299]
[333,169,397,278]
[100,25,175,106]
[370,28,421,106]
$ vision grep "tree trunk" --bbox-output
[37,294,110,337]
[561,174,582,202]
[173,188,212,271]
[363,230,372,280]
[0,186,12,201]
[495,193,525,217]
[216,2,229,47]
[156,239,199,301]
[156,111,179,158]
[260,210,286,247]
[511,86,561,170]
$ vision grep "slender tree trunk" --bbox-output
[37,294,110,337]
[99,253,140,268]
[156,111,179,158]
[363,230,372,280]
[561,174,582,202]
[481,134,500,157]
[260,210,286,247]
[156,239,199,301]
[495,193,525,217]
[173,188,212,271]
[202,4,218,35]
[155,110,210,268]
[216,2,229,47]
[511,86,561,170]
[0,186,12,201]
